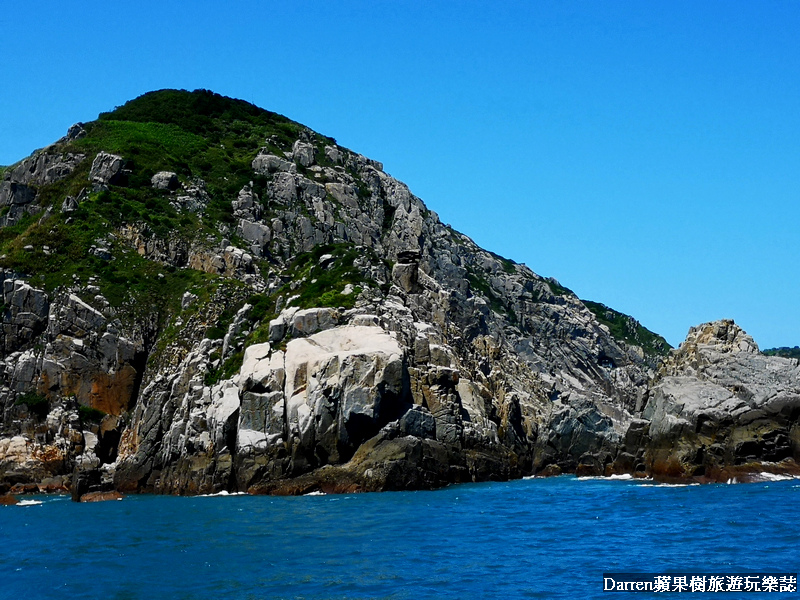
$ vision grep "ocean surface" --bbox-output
[1,475,798,599]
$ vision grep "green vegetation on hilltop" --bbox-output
[69,118,250,225]
[583,300,671,358]
[763,346,800,359]
[99,89,304,143]
[60,89,341,224]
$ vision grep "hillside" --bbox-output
[763,346,800,360]
[2,90,797,498]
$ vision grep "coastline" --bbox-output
[4,456,800,503]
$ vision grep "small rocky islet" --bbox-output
[0,89,798,502]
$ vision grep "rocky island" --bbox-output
[1,90,798,501]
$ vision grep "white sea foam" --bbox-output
[304,490,326,496]
[650,483,700,487]
[575,475,637,482]
[197,491,246,498]
[16,499,42,506]
[756,472,794,482]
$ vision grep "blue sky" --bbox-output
[2,1,798,348]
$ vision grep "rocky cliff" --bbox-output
[0,90,795,498]
[639,320,800,481]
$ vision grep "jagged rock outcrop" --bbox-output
[636,320,800,480]
[237,325,407,488]
[0,148,86,226]
[0,275,149,486]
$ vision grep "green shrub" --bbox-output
[546,278,573,297]
[78,405,107,423]
[206,325,226,340]
[15,392,50,420]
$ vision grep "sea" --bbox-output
[1,475,798,599]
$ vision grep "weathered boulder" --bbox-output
[399,405,436,438]
[175,178,209,213]
[65,123,87,141]
[292,140,316,167]
[252,150,296,174]
[239,219,271,248]
[325,182,359,209]
[151,171,179,190]
[188,245,254,278]
[89,152,126,186]
[232,184,261,221]
[324,145,342,164]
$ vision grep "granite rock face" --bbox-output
[0,270,148,487]
[3,92,794,496]
[107,132,661,493]
[237,326,407,489]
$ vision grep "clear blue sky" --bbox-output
[2,1,799,349]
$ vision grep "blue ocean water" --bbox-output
[1,476,798,599]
